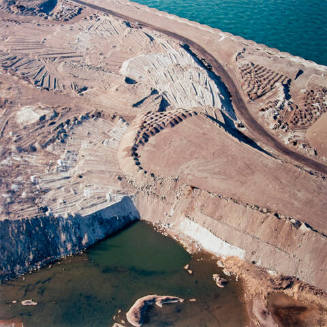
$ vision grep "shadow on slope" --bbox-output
[206,111,274,158]
[181,43,236,121]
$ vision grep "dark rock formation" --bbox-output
[0,196,139,281]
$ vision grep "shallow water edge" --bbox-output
[0,221,248,327]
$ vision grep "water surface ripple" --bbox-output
[133,0,327,66]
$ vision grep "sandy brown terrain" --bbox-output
[0,0,327,325]
[121,111,327,233]
[307,113,327,159]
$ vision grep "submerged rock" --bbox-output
[21,299,38,306]
[213,274,228,288]
[126,295,184,327]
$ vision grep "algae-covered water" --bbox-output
[133,0,327,66]
[0,222,247,326]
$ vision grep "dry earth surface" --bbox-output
[0,0,326,325]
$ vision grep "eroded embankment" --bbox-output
[0,196,139,281]
[131,176,326,292]
[133,187,327,326]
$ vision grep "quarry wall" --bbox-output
[0,196,139,281]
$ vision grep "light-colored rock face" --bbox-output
[177,218,246,259]
[0,0,326,300]
[120,47,236,119]
[37,115,130,218]
[16,106,49,126]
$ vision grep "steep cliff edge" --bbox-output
[0,197,139,281]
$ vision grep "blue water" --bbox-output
[133,0,327,66]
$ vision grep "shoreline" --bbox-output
[151,220,327,326]
[110,0,327,70]
[0,221,249,327]
[0,216,325,326]
[128,0,327,68]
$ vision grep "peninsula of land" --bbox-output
[0,0,326,325]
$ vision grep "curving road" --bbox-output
[72,0,327,175]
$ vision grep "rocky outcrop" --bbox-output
[0,196,139,281]
[120,47,236,119]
